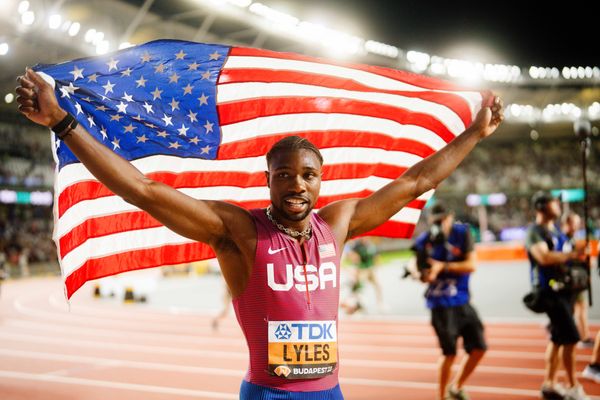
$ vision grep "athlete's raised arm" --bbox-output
[320,97,503,242]
[16,69,253,247]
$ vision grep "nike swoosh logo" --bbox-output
[268,246,288,255]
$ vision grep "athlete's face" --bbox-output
[266,149,322,222]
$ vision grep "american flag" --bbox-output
[36,39,488,298]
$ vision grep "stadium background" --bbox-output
[0,1,599,399]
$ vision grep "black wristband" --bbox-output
[57,119,78,140]
[51,113,75,135]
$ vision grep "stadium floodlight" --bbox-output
[298,21,363,55]
[17,1,29,14]
[483,64,502,82]
[542,103,582,121]
[205,0,251,7]
[49,14,62,30]
[538,68,546,79]
[570,67,578,78]
[533,65,594,81]
[365,40,399,59]
[225,0,252,7]
[5,93,14,103]
[508,104,522,117]
[488,64,520,83]
[429,57,446,75]
[85,29,96,43]
[21,10,35,25]
[93,31,105,46]
[589,102,600,119]
[68,22,81,37]
[510,65,522,82]
[96,40,110,55]
[529,66,557,80]
[505,103,539,121]
[529,66,540,79]
[445,59,479,82]
[0,42,8,56]
[406,50,430,72]
[249,3,299,27]
[61,20,72,31]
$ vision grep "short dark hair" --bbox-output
[531,190,560,212]
[266,136,324,167]
[429,202,449,222]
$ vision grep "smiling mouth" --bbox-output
[284,197,308,212]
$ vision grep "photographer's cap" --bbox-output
[429,203,449,222]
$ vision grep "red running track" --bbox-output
[0,278,598,400]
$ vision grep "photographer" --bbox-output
[561,212,593,348]
[410,203,486,400]
[525,192,588,400]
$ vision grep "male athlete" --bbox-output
[16,68,502,399]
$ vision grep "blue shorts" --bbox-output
[240,381,344,400]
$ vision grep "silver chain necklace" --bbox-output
[265,206,312,240]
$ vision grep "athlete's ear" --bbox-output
[264,170,270,188]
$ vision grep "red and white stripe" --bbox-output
[55,46,486,298]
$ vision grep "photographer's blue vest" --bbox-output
[414,223,472,309]
[525,224,567,290]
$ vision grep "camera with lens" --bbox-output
[403,222,446,279]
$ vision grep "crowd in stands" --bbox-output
[440,137,600,195]
[435,136,600,240]
[0,122,56,272]
[0,204,55,275]
[0,123,54,188]
[0,121,598,269]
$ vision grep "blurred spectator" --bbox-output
[427,137,600,240]
[0,204,56,272]
[0,122,54,188]
[441,138,599,195]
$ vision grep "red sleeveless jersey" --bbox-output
[233,208,341,391]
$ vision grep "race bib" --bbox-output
[268,320,337,379]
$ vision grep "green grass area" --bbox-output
[377,249,414,264]
[342,249,413,268]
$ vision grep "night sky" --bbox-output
[262,0,599,67]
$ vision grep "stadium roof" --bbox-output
[0,0,598,140]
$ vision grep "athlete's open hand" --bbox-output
[16,68,66,128]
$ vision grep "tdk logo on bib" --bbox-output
[272,322,335,342]
[274,324,292,340]
[268,320,337,380]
